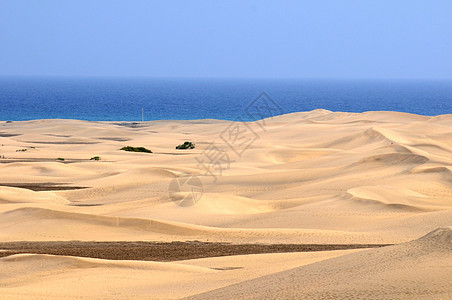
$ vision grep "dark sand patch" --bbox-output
[0,241,392,262]
[0,158,94,164]
[0,132,21,137]
[19,141,99,144]
[98,137,131,142]
[0,183,89,191]
[156,152,194,155]
[45,134,72,138]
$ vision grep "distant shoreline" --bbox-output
[2,109,452,123]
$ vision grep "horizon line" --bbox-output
[0,75,452,81]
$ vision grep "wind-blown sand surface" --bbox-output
[0,110,451,299]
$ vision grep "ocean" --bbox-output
[0,77,451,121]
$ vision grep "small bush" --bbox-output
[90,156,101,161]
[16,149,27,152]
[176,141,195,150]
[120,146,152,153]
[57,157,65,161]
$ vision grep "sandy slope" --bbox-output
[188,227,452,299]
[0,110,451,298]
[0,250,361,299]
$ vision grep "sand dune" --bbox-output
[188,227,452,299]
[0,250,364,299]
[0,110,451,298]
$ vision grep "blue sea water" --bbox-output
[0,77,451,121]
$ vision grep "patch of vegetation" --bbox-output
[176,141,195,150]
[90,156,101,161]
[16,149,27,152]
[120,146,152,153]
[29,146,36,149]
[57,157,65,161]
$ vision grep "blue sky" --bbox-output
[0,0,451,79]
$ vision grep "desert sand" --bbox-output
[0,110,451,299]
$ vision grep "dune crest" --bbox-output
[416,226,452,247]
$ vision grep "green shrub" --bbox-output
[16,149,27,152]
[120,146,152,153]
[90,156,101,161]
[57,157,65,161]
[176,141,195,150]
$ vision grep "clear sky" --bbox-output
[0,0,451,79]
